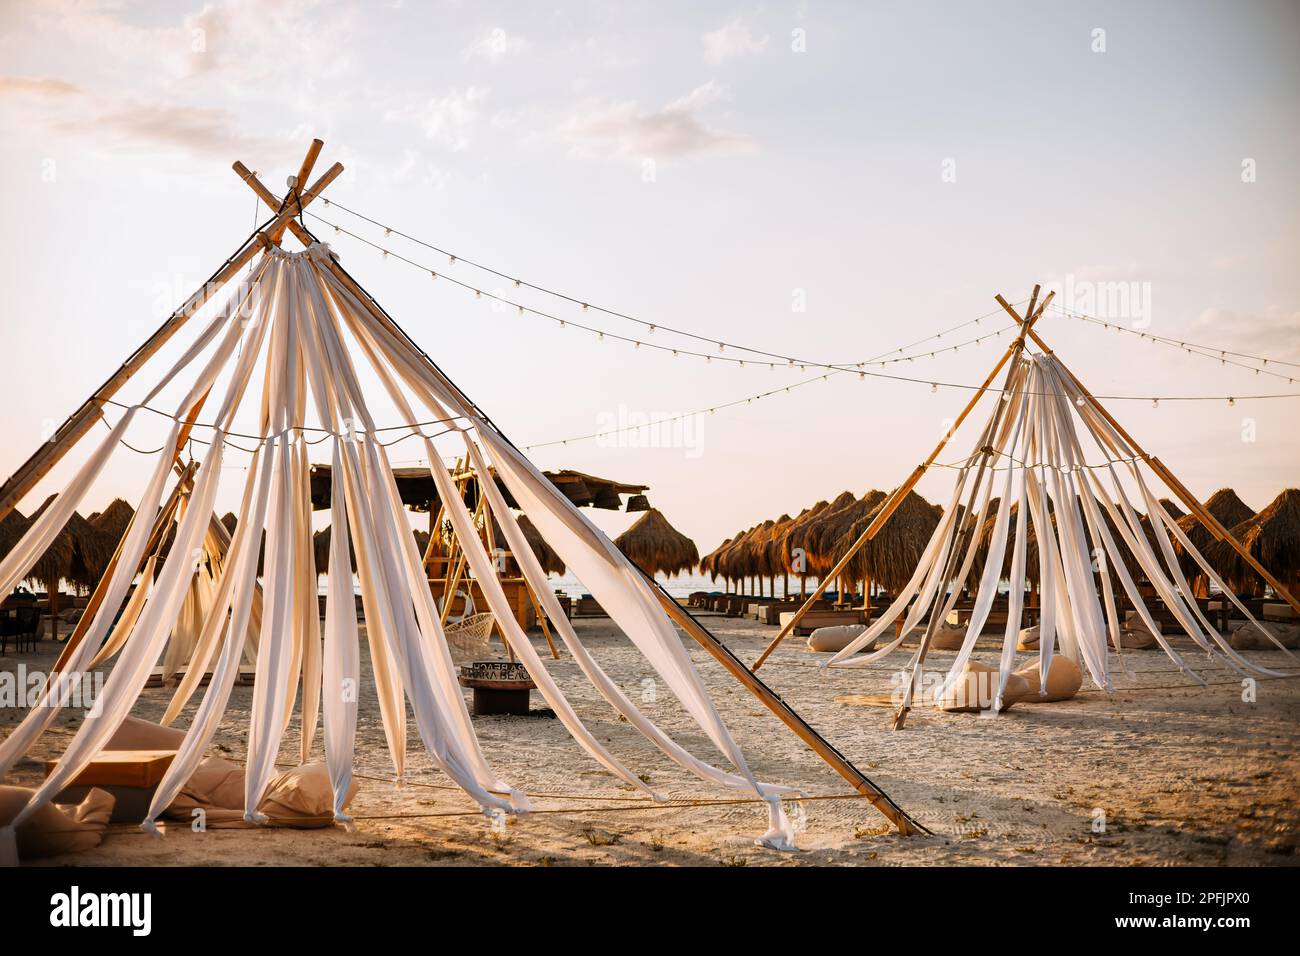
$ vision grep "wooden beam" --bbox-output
[268,138,324,246]
[0,155,343,523]
[648,577,928,835]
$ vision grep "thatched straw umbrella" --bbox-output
[312,525,357,575]
[26,495,74,639]
[89,498,135,548]
[777,499,837,597]
[1175,488,1254,592]
[840,490,941,595]
[758,514,795,596]
[701,531,741,588]
[615,508,699,578]
[805,490,888,603]
[220,512,238,536]
[62,512,116,594]
[1205,489,1300,598]
[0,507,31,568]
[733,519,776,594]
[490,514,566,576]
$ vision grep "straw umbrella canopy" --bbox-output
[89,498,135,547]
[1175,488,1254,584]
[840,490,940,594]
[614,508,699,577]
[62,511,117,593]
[1204,489,1300,597]
[490,514,566,576]
[730,519,775,583]
[0,507,31,567]
[757,514,795,579]
[701,531,741,585]
[805,490,887,578]
[312,525,357,574]
[26,495,74,596]
[783,493,853,576]
[220,512,238,536]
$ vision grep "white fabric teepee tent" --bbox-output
[0,140,924,863]
[760,288,1299,724]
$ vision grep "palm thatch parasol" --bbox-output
[783,494,851,577]
[1175,488,1254,587]
[220,512,238,536]
[757,513,795,580]
[62,511,117,593]
[490,514,566,576]
[312,525,357,575]
[615,508,699,577]
[1204,488,1300,598]
[0,507,31,566]
[89,498,135,547]
[805,490,887,578]
[839,490,940,594]
[701,531,741,584]
[26,495,74,638]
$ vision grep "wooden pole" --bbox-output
[751,339,1022,671]
[646,575,928,835]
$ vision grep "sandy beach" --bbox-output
[5,610,1297,867]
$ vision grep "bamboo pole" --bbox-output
[751,338,1023,671]
[0,161,342,524]
[646,576,928,835]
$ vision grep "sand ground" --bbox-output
[4,611,1298,867]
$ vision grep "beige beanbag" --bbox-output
[164,759,357,828]
[105,715,187,751]
[1230,622,1300,650]
[1113,626,1157,649]
[929,622,968,650]
[1016,625,1040,651]
[1013,655,1082,702]
[807,623,870,653]
[938,660,1029,713]
[0,785,115,858]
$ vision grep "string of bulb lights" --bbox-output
[1045,303,1299,384]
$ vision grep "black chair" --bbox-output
[0,605,41,654]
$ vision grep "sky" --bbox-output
[0,0,1297,556]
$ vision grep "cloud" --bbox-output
[30,0,358,94]
[561,82,755,160]
[1191,307,1300,361]
[702,17,769,64]
[463,27,532,63]
[0,73,293,161]
[384,87,490,151]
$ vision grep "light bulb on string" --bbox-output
[1152,398,1159,408]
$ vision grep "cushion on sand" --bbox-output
[0,785,114,858]
[1013,655,1082,702]
[807,623,870,653]
[104,715,187,752]
[929,622,969,651]
[1113,627,1157,649]
[1016,625,1040,651]
[1230,622,1300,650]
[938,660,1029,713]
[164,759,357,828]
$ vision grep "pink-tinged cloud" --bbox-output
[561,82,755,160]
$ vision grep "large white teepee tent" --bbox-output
[0,140,923,864]
[754,289,1300,725]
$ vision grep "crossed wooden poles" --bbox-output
[751,286,1300,686]
[0,138,929,836]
